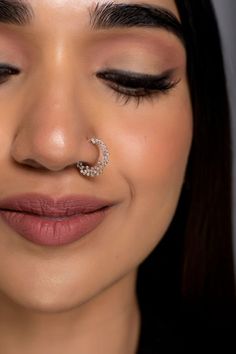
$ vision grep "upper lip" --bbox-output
[0,193,113,217]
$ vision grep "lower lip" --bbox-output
[0,208,109,246]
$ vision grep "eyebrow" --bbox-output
[89,2,185,46]
[0,0,33,26]
[0,0,185,47]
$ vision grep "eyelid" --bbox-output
[95,67,181,107]
[0,63,20,74]
[95,68,179,95]
[95,68,180,95]
[96,68,175,82]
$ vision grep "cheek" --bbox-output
[116,93,192,186]
[109,87,193,249]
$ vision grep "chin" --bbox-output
[0,273,99,314]
[0,288,80,314]
[21,294,84,314]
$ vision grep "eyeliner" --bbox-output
[96,68,175,89]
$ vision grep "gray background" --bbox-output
[212,0,236,277]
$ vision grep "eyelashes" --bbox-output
[0,64,180,107]
[96,68,181,106]
[0,64,20,84]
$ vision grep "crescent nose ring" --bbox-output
[76,138,109,177]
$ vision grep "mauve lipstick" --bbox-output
[0,194,113,246]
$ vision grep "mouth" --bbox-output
[0,194,113,246]
[1,205,109,218]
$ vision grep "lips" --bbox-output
[0,193,113,246]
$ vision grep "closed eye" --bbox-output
[96,68,181,107]
[0,64,21,84]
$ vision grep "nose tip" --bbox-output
[10,64,98,173]
[11,127,97,173]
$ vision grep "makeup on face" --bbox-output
[0,0,188,250]
[0,193,115,246]
[0,1,185,102]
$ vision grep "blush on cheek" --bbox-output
[117,108,193,254]
[154,119,192,178]
[116,110,192,188]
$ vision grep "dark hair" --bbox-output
[137,0,235,350]
[175,0,235,299]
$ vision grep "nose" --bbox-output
[11,70,97,172]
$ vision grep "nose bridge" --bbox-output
[11,44,96,172]
[32,62,79,127]
[37,41,79,116]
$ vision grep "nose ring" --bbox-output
[76,138,109,177]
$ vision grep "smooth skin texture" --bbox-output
[0,0,192,353]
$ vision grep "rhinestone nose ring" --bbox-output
[76,138,109,177]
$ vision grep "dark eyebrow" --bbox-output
[89,2,185,47]
[0,0,34,26]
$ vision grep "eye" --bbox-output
[96,68,180,107]
[0,64,20,84]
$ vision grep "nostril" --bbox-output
[22,159,45,169]
[20,158,76,172]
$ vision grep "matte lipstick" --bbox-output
[0,194,113,246]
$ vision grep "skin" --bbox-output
[0,0,193,353]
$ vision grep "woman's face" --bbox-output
[0,0,192,311]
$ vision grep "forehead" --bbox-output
[15,0,180,22]
[27,0,177,9]
[0,0,184,49]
